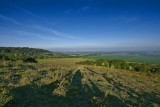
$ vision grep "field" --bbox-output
[86,53,160,64]
[0,58,160,107]
[38,58,85,65]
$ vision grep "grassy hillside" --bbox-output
[0,59,160,106]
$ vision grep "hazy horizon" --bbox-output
[0,0,160,51]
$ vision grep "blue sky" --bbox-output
[0,0,160,51]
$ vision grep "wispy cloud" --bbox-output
[33,25,75,39]
[65,1,94,14]
[0,14,21,25]
[12,4,57,26]
[119,16,138,22]
[11,4,39,18]
[0,14,75,40]
[16,30,59,41]
[78,1,95,12]
[81,6,90,11]
[49,29,75,39]
[0,3,75,41]
[64,9,73,14]
[78,5,92,12]
[111,15,139,22]
[0,33,32,47]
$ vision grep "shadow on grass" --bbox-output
[102,74,160,106]
[86,68,99,75]
[3,70,127,107]
[3,81,60,107]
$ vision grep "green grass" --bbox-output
[38,58,85,65]
[86,53,160,64]
[0,59,160,106]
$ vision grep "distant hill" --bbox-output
[0,47,84,61]
[0,47,53,61]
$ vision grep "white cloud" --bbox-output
[33,25,75,39]
[0,14,21,25]
[111,15,139,22]
[11,5,39,18]
[0,15,75,42]
[16,30,59,41]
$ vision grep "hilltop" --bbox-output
[0,58,160,106]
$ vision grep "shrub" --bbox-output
[96,59,109,67]
[23,58,38,63]
[76,60,95,65]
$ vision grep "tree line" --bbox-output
[76,59,160,74]
[0,47,84,61]
[0,47,53,61]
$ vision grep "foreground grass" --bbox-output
[0,59,160,107]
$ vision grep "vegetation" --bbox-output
[0,47,52,61]
[77,59,160,74]
[38,58,85,65]
[0,59,160,106]
[86,53,160,64]
[0,47,160,106]
[23,58,38,63]
[0,47,86,62]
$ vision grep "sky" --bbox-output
[0,0,160,52]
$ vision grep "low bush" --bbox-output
[23,58,38,63]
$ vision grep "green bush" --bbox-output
[96,59,109,67]
[76,60,95,65]
[76,59,160,74]
[23,58,38,63]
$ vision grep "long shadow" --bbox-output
[3,70,74,107]
[65,69,92,106]
[3,80,60,107]
[89,78,127,107]
[65,70,126,107]
[88,79,103,96]
[86,68,99,75]
[102,74,160,106]
[3,69,128,107]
